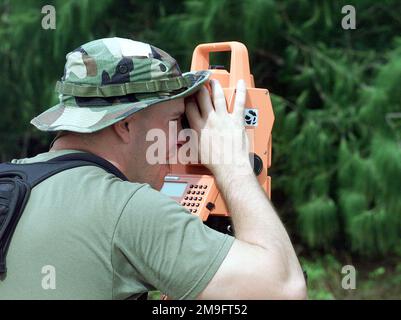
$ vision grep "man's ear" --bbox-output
[112,119,131,144]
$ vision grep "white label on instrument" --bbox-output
[245,109,258,126]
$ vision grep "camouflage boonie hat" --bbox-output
[31,37,210,133]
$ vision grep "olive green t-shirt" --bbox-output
[0,150,234,299]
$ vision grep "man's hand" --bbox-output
[185,79,252,176]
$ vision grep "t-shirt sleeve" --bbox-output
[112,184,235,300]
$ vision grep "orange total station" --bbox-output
[161,42,274,222]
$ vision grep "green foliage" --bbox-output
[0,0,400,258]
[300,255,341,300]
[301,254,401,299]
[298,196,338,249]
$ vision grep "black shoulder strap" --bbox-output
[45,152,129,183]
[0,152,128,188]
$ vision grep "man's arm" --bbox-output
[185,80,307,299]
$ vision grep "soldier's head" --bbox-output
[31,37,210,189]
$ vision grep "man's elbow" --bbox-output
[254,268,308,299]
[282,276,308,300]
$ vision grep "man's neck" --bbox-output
[50,137,130,180]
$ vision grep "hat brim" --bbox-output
[30,70,211,133]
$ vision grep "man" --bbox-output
[0,37,306,299]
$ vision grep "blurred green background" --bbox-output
[1,0,400,299]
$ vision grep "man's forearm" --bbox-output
[214,165,287,247]
[214,165,304,282]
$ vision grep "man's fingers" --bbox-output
[185,98,202,130]
[233,79,247,123]
[195,85,214,117]
[210,79,227,114]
